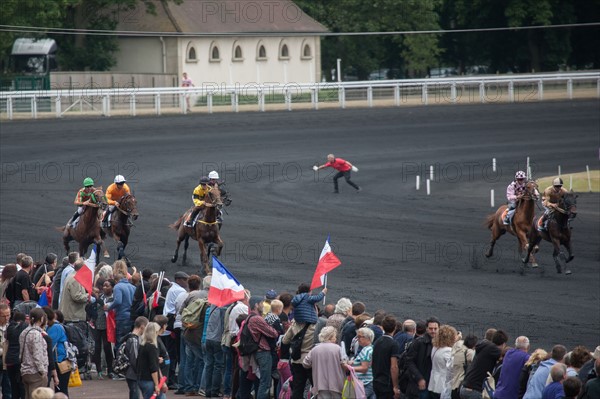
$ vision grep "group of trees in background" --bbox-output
[1,0,598,79]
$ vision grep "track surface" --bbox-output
[1,100,599,349]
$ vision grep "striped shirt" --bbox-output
[353,344,374,385]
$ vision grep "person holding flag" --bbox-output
[314,153,361,193]
[58,258,91,323]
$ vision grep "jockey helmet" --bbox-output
[208,171,219,180]
[199,176,210,185]
[515,171,527,180]
[114,175,126,184]
[83,177,94,187]
[553,177,563,187]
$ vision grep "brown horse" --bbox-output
[60,188,108,257]
[485,180,540,267]
[170,185,224,275]
[522,192,577,274]
[101,193,139,260]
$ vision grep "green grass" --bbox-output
[194,89,340,106]
[537,170,599,192]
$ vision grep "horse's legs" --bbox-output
[116,233,128,260]
[550,236,564,273]
[182,236,190,263]
[563,235,574,263]
[485,222,504,258]
[198,240,209,276]
[63,230,71,254]
[171,229,184,263]
[215,236,224,257]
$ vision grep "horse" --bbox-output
[101,193,139,260]
[170,185,224,275]
[485,180,540,267]
[59,188,108,257]
[522,192,578,274]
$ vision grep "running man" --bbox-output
[314,154,361,193]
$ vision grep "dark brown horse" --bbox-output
[170,185,224,275]
[60,188,108,257]
[101,193,139,260]
[485,180,540,266]
[522,192,578,274]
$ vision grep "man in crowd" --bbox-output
[13,255,34,305]
[394,319,416,355]
[523,345,567,399]
[494,336,531,399]
[405,317,440,399]
[109,266,135,345]
[541,364,567,399]
[0,304,11,398]
[163,271,189,389]
[58,252,79,306]
[58,258,90,323]
[372,314,401,399]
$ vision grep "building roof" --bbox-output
[115,0,328,36]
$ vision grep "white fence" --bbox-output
[1,72,599,120]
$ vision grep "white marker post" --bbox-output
[526,157,530,179]
[492,158,496,172]
[558,165,561,177]
[491,189,495,207]
[426,179,431,195]
[586,165,592,192]
[416,175,420,190]
[569,175,573,191]
[430,165,434,181]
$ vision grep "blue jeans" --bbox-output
[127,378,141,399]
[185,343,205,393]
[459,386,482,399]
[238,369,260,399]
[138,379,166,399]
[116,319,132,349]
[178,334,189,391]
[364,382,376,399]
[205,340,225,397]
[223,345,232,396]
[255,351,272,399]
[0,370,12,399]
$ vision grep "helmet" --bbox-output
[199,176,210,185]
[552,177,563,186]
[83,177,94,187]
[515,171,527,180]
[208,171,219,180]
[114,175,126,184]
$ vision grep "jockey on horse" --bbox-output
[68,177,100,227]
[184,176,211,227]
[538,177,569,231]
[504,170,529,225]
[102,174,131,228]
[208,170,232,226]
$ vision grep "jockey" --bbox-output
[68,177,98,227]
[504,170,528,225]
[184,176,211,227]
[102,175,131,227]
[539,177,568,230]
[207,170,232,226]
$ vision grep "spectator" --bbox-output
[125,316,149,399]
[393,319,416,355]
[108,266,135,346]
[131,268,153,320]
[303,326,347,399]
[12,256,34,306]
[152,315,171,381]
[578,346,599,384]
[518,349,549,399]
[32,254,57,290]
[5,310,27,399]
[58,259,90,323]
[51,257,69,310]
[429,325,458,399]
[340,301,366,356]
[137,322,166,399]
[405,317,441,399]
[541,363,566,399]
[0,264,18,303]
[227,290,250,399]
[369,310,386,344]
[562,376,582,399]
[567,346,592,378]
[42,307,70,395]
[262,289,277,316]
[19,308,49,398]
[494,336,531,399]
[179,274,206,396]
[450,334,478,399]
[523,345,567,399]
[350,327,376,399]
[313,303,334,344]
[58,253,79,306]
[93,279,115,379]
[31,387,54,399]
[580,358,600,399]
[162,271,189,389]
[278,292,294,329]
[372,315,401,399]
[0,303,12,397]
[264,299,284,394]
[204,300,229,399]
[326,297,352,339]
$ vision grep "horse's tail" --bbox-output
[170,215,184,230]
[484,213,496,230]
[55,226,66,233]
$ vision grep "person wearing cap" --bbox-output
[185,177,211,227]
[207,171,232,226]
[102,174,131,228]
[262,290,277,316]
[314,154,361,193]
[162,271,189,388]
[107,264,136,346]
[539,177,569,230]
[68,177,100,227]
[504,170,528,225]
[578,346,600,384]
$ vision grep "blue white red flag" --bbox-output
[208,257,245,307]
[310,237,341,290]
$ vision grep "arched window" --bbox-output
[186,42,197,63]
[233,45,243,61]
[210,44,221,62]
[188,47,197,60]
[303,44,311,58]
[281,44,289,58]
[259,45,266,59]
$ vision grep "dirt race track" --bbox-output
[1,100,598,349]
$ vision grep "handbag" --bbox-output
[68,367,82,387]
[342,367,366,399]
[54,345,73,374]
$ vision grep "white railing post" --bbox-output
[129,94,136,116]
[597,79,600,98]
[106,95,111,117]
[367,86,373,107]
[450,82,457,104]
[422,84,428,105]
[339,87,346,109]
[231,91,239,113]
[32,96,37,119]
[394,85,400,106]
[207,93,213,114]
[311,87,319,110]
[258,89,265,112]
[155,94,161,115]
[479,82,485,103]
[55,96,62,118]
[285,88,292,111]
[181,94,187,114]
[538,80,543,101]
[567,79,573,100]
[508,81,514,102]
[7,97,13,120]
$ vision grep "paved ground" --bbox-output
[1,99,598,352]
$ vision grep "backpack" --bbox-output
[181,297,209,330]
[397,340,414,393]
[238,315,260,356]
[64,322,93,362]
[279,376,293,399]
[113,333,137,374]
[290,323,310,361]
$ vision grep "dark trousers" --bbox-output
[290,363,312,399]
[161,329,181,387]
[231,345,240,399]
[6,365,23,399]
[0,369,12,399]
[127,377,141,399]
[93,328,114,375]
[54,370,71,396]
[333,171,359,191]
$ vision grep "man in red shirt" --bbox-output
[314,154,361,193]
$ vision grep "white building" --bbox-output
[113,0,328,85]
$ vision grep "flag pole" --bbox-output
[322,274,328,305]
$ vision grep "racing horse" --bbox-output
[485,180,540,265]
[101,193,139,260]
[59,188,108,257]
[170,185,224,275]
[522,192,577,274]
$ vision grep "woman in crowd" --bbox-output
[429,324,458,399]
[42,307,68,394]
[19,308,50,399]
[303,326,347,399]
[450,334,477,399]
[567,346,592,378]
[350,327,376,399]
[92,279,116,379]
[518,348,549,399]
[0,264,17,303]
[5,310,27,399]
[137,322,167,399]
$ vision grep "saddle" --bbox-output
[536,216,545,231]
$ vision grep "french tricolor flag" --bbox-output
[310,237,342,290]
[208,257,245,307]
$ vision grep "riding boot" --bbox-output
[185,209,199,227]
[102,210,110,228]
[539,214,547,230]
[68,211,79,227]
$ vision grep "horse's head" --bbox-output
[92,188,108,210]
[121,193,139,221]
[524,180,540,201]
[562,192,578,219]
[205,185,223,208]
